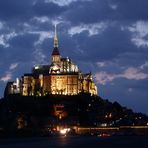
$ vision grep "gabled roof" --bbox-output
[52,47,60,55]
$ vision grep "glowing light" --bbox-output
[60,129,67,135]
[35,66,39,69]
[98,133,111,137]
[101,123,107,127]
[59,128,70,135]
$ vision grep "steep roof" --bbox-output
[52,47,60,55]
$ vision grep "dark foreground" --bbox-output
[0,135,148,148]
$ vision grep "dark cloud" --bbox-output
[63,0,148,24]
[0,0,67,22]
[65,0,112,24]
[115,0,148,20]
[0,0,34,21]
[33,1,68,17]
[67,24,134,62]
[10,33,38,49]
[117,51,148,68]
[0,34,38,64]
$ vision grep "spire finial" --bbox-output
[54,24,58,48]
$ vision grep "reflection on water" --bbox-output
[0,136,148,148]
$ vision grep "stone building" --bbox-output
[5,26,97,96]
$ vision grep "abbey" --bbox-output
[5,26,98,96]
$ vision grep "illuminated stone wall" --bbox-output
[22,75,33,96]
[5,27,98,97]
[19,72,97,96]
[43,75,51,95]
[51,75,67,95]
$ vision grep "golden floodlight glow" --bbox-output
[6,26,98,97]
[60,128,70,135]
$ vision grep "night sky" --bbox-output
[0,0,148,114]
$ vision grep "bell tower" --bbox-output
[51,24,61,64]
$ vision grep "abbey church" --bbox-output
[5,26,98,96]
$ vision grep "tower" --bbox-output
[51,24,61,64]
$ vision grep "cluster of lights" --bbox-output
[59,128,70,135]
[105,113,112,119]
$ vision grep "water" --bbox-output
[0,135,148,148]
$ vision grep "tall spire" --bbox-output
[54,24,58,48]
